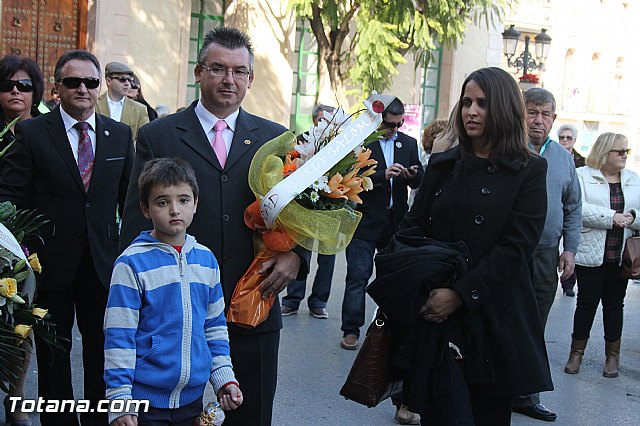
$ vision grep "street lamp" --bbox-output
[501,25,552,75]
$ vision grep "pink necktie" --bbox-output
[212,120,228,168]
[75,122,94,191]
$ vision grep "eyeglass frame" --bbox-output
[558,135,575,141]
[199,63,252,80]
[609,149,631,156]
[382,119,404,129]
[108,75,134,84]
[0,79,33,93]
[56,77,101,90]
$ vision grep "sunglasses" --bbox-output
[610,149,631,156]
[57,77,100,89]
[110,76,134,84]
[382,119,404,129]
[558,136,574,141]
[0,79,33,93]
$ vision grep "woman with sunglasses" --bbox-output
[127,73,158,122]
[400,67,552,424]
[564,132,640,379]
[0,55,43,426]
[0,55,44,158]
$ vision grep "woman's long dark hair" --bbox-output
[0,55,45,117]
[455,67,529,162]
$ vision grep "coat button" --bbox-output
[474,215,484,225]
[487,166,496,174]
[221,175,228,182]
[222,214,230,221]
[481,188,491,196]
[471,290,480,300]
[85,202,91,208]
[435,189,443,197]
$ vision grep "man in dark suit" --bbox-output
[340,98,424,350]
[119,27,307,426]
[0,50,134,426]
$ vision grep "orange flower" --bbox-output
[283,154,298,177]
[289,149,300,159]
[324,173,348,199]
[354,148,377,169]
[344,186,365,203]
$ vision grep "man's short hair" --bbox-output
[138,158,199,206]
[523,87,556,114]
[557,123,578,139]
[198,27,254,70]
[311,104,335,121]
[384,98,405,117]
[54,50,101,82]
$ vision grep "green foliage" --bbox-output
[290,0,504,100]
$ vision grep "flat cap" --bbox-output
[105,61,133,76]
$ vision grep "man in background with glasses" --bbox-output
[96,61,148,141]
[0,50,134,426]
[120,27,308,426]
[513,88,582,422]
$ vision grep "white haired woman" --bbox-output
[565,132,640,378]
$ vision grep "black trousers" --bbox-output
[34,246,109,426]
[224,330,280,426]
[574,263,629,341]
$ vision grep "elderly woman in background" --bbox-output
[564,132,640,378]
[0,54,44,426]
[557,123,584,297]
[558,124,585,168]
[430,104,459,155]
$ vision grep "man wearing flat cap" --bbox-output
[96,61,148,140]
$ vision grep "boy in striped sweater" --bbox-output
[104,158,242,426]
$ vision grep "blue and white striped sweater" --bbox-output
[104,231,235,419]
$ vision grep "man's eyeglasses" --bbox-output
[57,77,101,89]
[382,119,404,129]
[610,149,631,156]
[109,75,134,84]
[558,135,574,141]
[199,64,251,79]
[0,79,33,93]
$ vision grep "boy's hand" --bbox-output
[111,414,137,426]
[218,383,243,410]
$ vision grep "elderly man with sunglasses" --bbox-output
[0,50,134,426]
[96,61,148,141]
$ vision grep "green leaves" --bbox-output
[290,0,504,104]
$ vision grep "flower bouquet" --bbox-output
[519,73,540,84]
[0,202,67,392]
[227,93,395,328]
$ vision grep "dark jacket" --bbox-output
[355,131,423,243]
[0,107,134,290]
[400,146,553,397]
[572,148,585,168]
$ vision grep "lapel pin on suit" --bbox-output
[244,139,251,145]
[104,130,110,136]
[395,141,402,149]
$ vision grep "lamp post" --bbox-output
[502,25,552,75]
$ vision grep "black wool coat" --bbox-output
[400,146,554,397]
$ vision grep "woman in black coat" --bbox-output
[401,67,553,425]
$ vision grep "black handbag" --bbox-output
[339,309,402,407]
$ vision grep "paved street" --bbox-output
[3,251,639,425]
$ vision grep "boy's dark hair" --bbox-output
[138,158,199,206]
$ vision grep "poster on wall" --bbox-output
[399,104,422,143]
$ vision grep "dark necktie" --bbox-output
[75,122,94,191]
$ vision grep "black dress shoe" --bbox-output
[513,404,557,422]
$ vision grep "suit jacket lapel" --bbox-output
[370,140,387,169]
[97,96,110,118]
[121,98,133,126]
[46,109,86,193]
[225,108,258,170]
[87,115,111,195]
[178,105,219,169]
[393,133,407,164]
